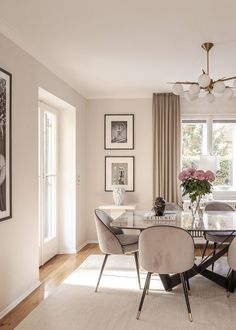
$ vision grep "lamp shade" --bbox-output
[213,81,225,93]
[172,83,183,95]
[198,74,211,88]
[189,84,200,96]
[223,87,233,100]
[199,155,219,173]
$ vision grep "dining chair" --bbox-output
[94,209,141,292]
[136,226,195,322]
[227,237,236,296]
[165,202,183,211]
[202,202,235,269]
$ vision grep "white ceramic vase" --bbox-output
[113,187,125,206]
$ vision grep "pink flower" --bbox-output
[178,170,188,181]
[185,167,196,177]
[193,170,206,181]
[178,167,196,181]
[205,170,215,182]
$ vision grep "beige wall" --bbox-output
[86,99,153,241]
[0,32,86,316]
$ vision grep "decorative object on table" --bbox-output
[178,167,215,218]
[105,156,134,192]
[0,67,12,222]
[104,114,134,150]
[112,187,125,206]
[170,42,236,102]
[153,197,166,216]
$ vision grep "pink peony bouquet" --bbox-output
[178,167,215,204]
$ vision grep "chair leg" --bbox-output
[212,242,217,271]
[227,269,232,297]
[95,254,109,292]
[184,272,191,296]
[136,272,152,320]
[134,252,141,290]
[202,240,209,259]
[146,271,152,295]
[180,273,193,322]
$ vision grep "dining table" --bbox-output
[111,210,236,293]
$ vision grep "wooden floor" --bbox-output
[0,243,208,330]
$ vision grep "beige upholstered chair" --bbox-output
[94,209,141,292]
[136,226,195,322]
[227,237,236,295]
[165,202,183,211]
[202,202,235,267]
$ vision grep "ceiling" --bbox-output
[0,0,236,99]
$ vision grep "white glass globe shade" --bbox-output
[189,84,200,96]
[213,81,225,93]
[206,93,215,103]
[233,79,236,89]
[184,92,196,102]
[198,74,211,88]
[172,83,183,95]
[223,87,233,100]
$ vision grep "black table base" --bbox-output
[159,244,236,293]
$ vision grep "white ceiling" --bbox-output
[0,0,236,99]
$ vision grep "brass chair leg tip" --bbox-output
[188,290,191,296]
[188,313,193,322]
[136,311,141,320]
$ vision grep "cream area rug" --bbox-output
[17,255,236,330]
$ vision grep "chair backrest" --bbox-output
[94,209,123,255]
[228,237,236,271]
[165,202,183,211]
[205,202,234,212]
[139,226,194,274]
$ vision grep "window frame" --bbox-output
[181,113,236,199]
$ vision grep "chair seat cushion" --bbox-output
[205,231,236,243]
[116,234,139,246]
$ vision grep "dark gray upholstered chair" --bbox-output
[202,202,235,268]
[165,202,183,211]
[94,209,141,292]
[136,226,195,322]
[227,237,236,296]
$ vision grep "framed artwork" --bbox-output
[104,114,134,150]
[105,156,134,192]
[0,67,12,222]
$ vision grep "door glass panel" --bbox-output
[43,111,57,241]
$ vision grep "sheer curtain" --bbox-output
[153,93,181,204]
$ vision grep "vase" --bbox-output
[190,196,203,219]
[113,187,125,206]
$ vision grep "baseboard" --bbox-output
[77,240,98,252]
[0,280,41,320]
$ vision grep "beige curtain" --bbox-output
[153,93,181,204]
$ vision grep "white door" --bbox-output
[39,102,58,265]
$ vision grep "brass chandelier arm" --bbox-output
[167,81,198,85]
[216,76,236,83]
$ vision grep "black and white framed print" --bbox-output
[104,114,134,149]
[105,156,134,192]
[0,67,12,222]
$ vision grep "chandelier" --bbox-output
[170,42,236,102]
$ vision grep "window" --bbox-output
[181,118,236,192]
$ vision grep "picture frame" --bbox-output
[105,156,135,192]
[0,67,12,222]
[104,114,134,150]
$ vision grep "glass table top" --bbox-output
[111,210,236,232]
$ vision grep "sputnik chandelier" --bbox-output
[171,42,236,102]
